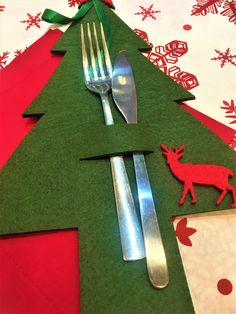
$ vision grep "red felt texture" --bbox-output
[79,0,115,8]
[0,230,80,314]
[161,144,236,207]
[0,29,63,169]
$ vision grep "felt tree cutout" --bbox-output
[161,144,236,207]
[0,3,236,314]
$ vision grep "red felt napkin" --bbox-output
[0,29,235,314]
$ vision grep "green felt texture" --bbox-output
[1,5,236,314]
[77,124,154,159]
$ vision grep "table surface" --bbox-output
[0,1,236,313]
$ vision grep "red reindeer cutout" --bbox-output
[161,144,236,208]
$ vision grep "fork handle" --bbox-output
[101,94,145,261]
[110,155,145,260]
[133,152,169,288]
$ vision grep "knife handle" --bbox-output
[133,152,169,288]
[101,94,145,261]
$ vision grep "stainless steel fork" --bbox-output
[80,22,145,261]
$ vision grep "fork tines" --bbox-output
[81,22,112,79]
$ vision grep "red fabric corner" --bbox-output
[0,230,80,314]
[180,102,235,144]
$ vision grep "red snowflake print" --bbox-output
[221,99,236,124]
[135,4,161,21]
[155,41,188,67]
[167,66,199,90]
[14,49,24,57]
[191,0,236,25]
[0,51,10,70]
[20,13,41,30]
[134,30,199,90]
[175,218,197,246]
[191,0,224,16]
[0,5,5,12]
[211,48,236,67]
[229,133,236,149]
[133,29,153,47]
[221,0,236,24]
[144,40,189,71]
[68,0,80,7]
[144,40,199,90]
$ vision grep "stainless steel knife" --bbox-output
[112,50,169,288]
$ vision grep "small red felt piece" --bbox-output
[175,218,197,246]
[79,0,115,8]
[160,144,236,208]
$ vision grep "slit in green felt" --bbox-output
[80,149,153,160]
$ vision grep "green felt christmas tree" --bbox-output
[1,2,236,313]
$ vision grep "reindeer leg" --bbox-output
[226,184,236,208]
[231,189,236,208]
[216,189,227,205]
[216,184,236,207]
[179,182,189,206]
[189,183,197,204]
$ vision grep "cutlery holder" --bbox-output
[2,3,236,313]
[76,124,154,160]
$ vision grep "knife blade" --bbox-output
[112,50,169,288]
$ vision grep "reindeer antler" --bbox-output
[160,144,170,152]
[174,145,184,154]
